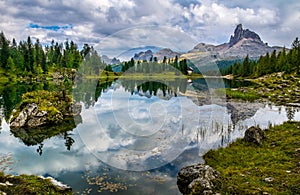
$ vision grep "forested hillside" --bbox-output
[222,37,300,77]
[0,31,106,77]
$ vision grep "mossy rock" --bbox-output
[0,173,72,195]
[10,90,81,129]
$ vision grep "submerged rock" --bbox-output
[177,164,220,195]
[244,126,266,145]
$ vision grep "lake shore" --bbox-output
[225,72,300,105]
[201,121,300,194]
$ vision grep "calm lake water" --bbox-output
[0,78,299,194]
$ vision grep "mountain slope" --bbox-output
[182,24,284,73]
[133,48,182,61]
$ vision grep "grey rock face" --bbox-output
[10,103,41,128]
[133,49,153,61]
[153,48,181,61]
[182,24,284,72]
[101,55,121,64]
[10,101,81,129]
[244,126,266,145]
[229,24,262,46]
[177,164,220,195]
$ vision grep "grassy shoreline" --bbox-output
[0,173,72,195]
[226,72,300,104]
[203,121,300,194]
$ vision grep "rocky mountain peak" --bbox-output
[133,50,153,61]
[229,24,262,46]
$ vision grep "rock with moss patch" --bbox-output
[177,164,220,195]
[10,90,81,129]
[244,126,266,145]
[0,173,72,194]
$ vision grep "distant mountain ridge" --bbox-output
[101,55,121,65]
[185,24,282,60]
[117,24,284,75]
[133,48,182,61]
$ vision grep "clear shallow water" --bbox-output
[0,79,299,194]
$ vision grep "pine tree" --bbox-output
[292,37,300,74]
[241,55,250,76]
[6,56,15,72]
[0,32,10,69]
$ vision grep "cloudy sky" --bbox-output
[0,0,299,56]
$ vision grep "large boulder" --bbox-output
[244,126,266,145]
[10,90,82,129]
[177,164,220,195]
[10,103,54,128]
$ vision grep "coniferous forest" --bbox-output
[221,37,300,77]
[0,31,190,80]
[0,31,86,76]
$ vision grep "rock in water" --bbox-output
[10,90,82,129]
[244,126,266,145]
[39,176,72,192]
[10,103,63,128]
[177,164,220,195]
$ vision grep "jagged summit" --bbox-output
[133,49,153,61]
[182,24,284,72]
[229,24,263,46]
[133,48,181,61]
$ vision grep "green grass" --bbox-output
[0,173,72,194]
[226,88,260,101]
[203,121,300,194]
[0,154,72,194]
[84,71,203,80]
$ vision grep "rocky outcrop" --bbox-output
[182,24,284,74]
[10,90,82,129]
[10,103,51,128]
[177,164,220,195]
[133,49,153,61]
[229,24,262,46]
[10,102,81,129]
[244,126,266,145]
[153,48,182,61]
[52,68,77,81]
[101,55,121,65]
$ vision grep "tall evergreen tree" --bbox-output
[0,32,10,69]
[292,37,300,74]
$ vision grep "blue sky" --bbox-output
[0,0,299,56]
[29,23,73,31]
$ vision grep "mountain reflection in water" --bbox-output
[0,78,299,194]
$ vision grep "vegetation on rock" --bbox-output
[10,90,81,128]
[0,173,72,195]
[203,121,300,194]
[0,154,72,194]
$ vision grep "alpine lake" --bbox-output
[0,76,299,195]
